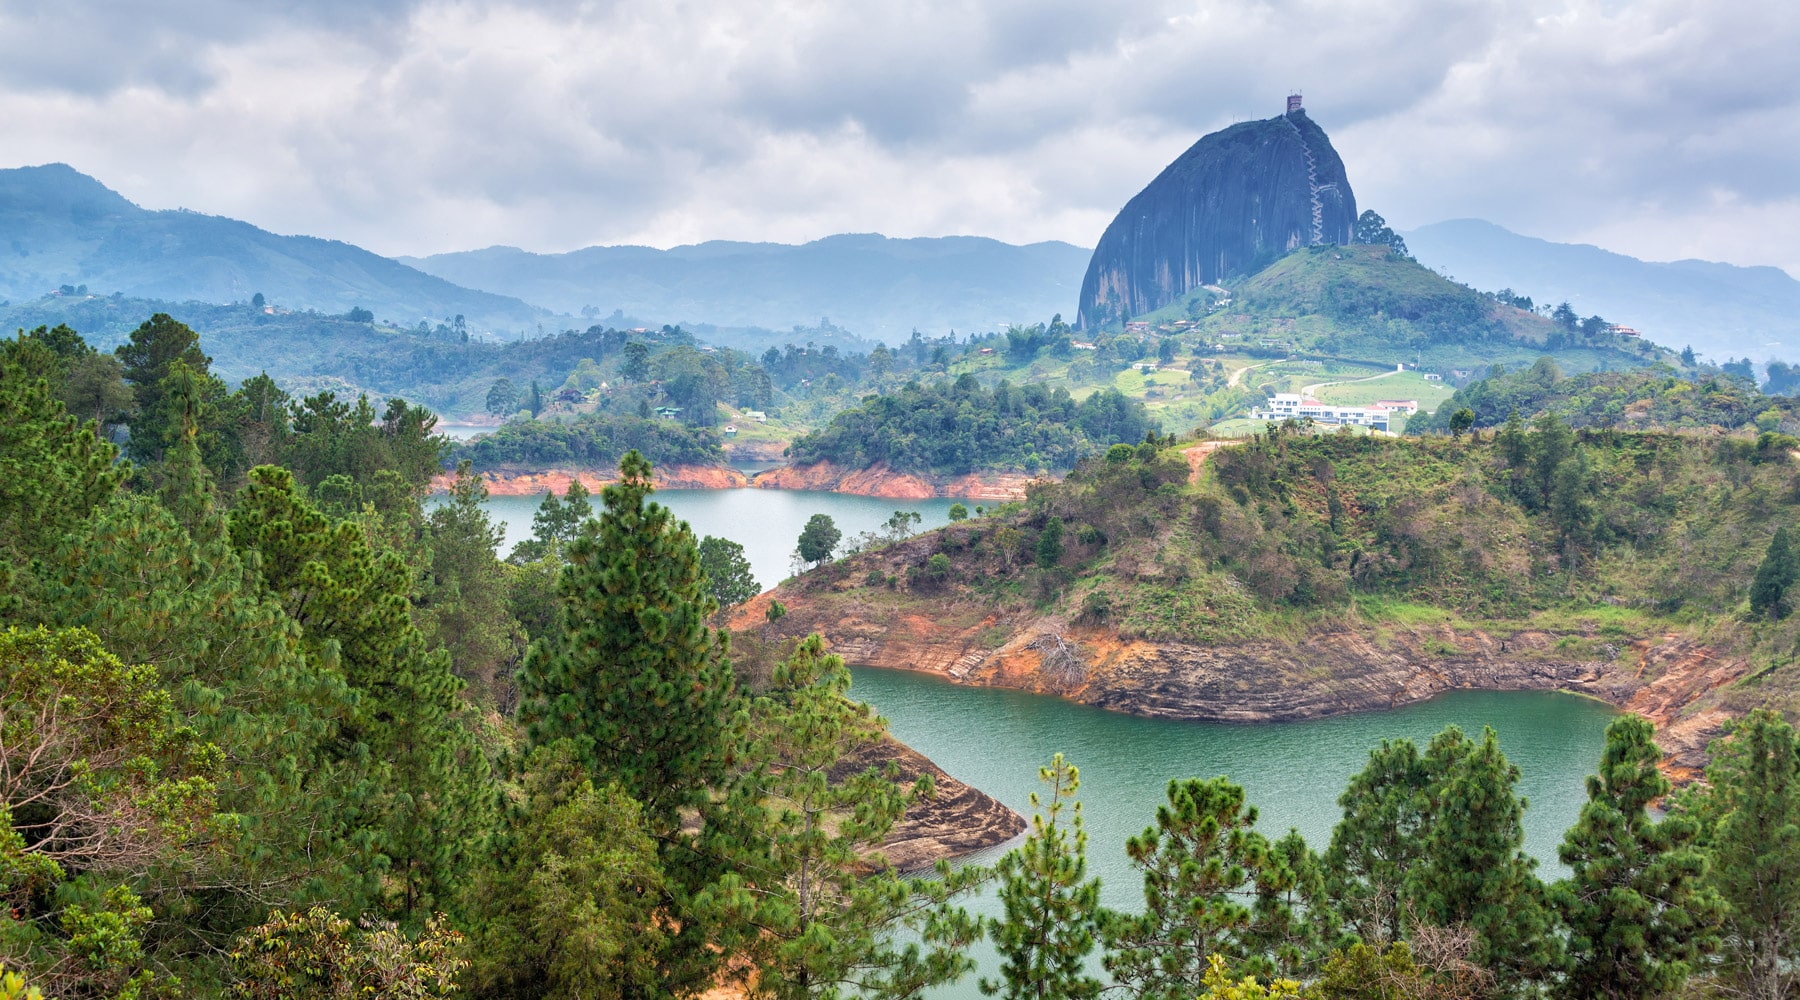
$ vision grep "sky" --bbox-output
[4,0,1797,274]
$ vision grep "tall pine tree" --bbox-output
[516,450,741,829]
[1749,527,1797,619]
[1324,738,1431,946]
[1404,726,1559,988]
[1552,715,1721,999]
[982,754,1103,1000]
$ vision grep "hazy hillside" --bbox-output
[1405,218,1800,363]
[0,163,551,335]
[402,233,1091,341]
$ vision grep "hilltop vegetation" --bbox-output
[786,376,1155,475]
[1410,356,1775,435]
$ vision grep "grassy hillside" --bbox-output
[776,426,1800,709]
[1142,244,1671,372]
[1410,357,1778,435]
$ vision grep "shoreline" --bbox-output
[728,583,1745,783]
[435,461,1048,501]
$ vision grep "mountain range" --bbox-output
[0,163,548,333]
[399,235,1090,340]
[5,163,1797,364]
[1404,219,1800,363]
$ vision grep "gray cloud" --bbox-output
[2,0,1795,275]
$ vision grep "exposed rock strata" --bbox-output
[731,591,1747,779]
[844,737,1026,871]
[433,464,748,495]
[749,461,1044,501]
[1078,108,1357,329]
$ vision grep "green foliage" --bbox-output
[418,462,525,692]
[738,635,983,1000]
[228,906,467,999]
[454,412,724,470]
[1194,956,1308,1000]
[0,626,219,875]
[1749,526,1797,620]
[798,513,842,567]
[1552,716,1721,999]
[1413,362,1761,435]
[1404,726,1558,988]
[0,964,43,1000]
[699,535,761,608]
[516,450,741,829]
[982,754,1103,1000]
[1324,740,1430,946]
[0,344,128,593]
[1687,709,1800,999]
[228,466,486,917]
[115,312,215,463]
[1035,516,1065,569]
[1353,211,1410,259]
[1103,778,1306,997]
[464,742,666,1000]
[948,502,970,522]
[789,379,1154,475]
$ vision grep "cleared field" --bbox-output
[1312,371,1457,412]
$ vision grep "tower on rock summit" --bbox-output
[1075,96,1357,330]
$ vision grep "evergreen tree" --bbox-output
[1552,716,1721,999]
[740,635,983,1000]
[515,450,740,829]
[1405,726,1558,988]
[1324,739,1431,946]
[465,741,667,1000]
[229,466,485,918]
[419,461,525,692]
[1748,526,1797,619]
[982,754,1103,1000]
[0,347,127,602]
[1103,777,1290,996]
[1697,709,1800,999]
[1036,516,1066,569]
[115,312,212,462]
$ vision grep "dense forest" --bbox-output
[452,412,724,470]
[8,315,1800,999]
[787,376,1156,474]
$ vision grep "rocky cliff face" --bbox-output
[1078,109,1357,329]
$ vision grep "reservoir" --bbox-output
[476,487,960,590]
[475,484,1618,992]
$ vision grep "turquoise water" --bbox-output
[475,485,1616,993]
[477,487,958,590]
[846,668,1614,995]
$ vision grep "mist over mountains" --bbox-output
[400,235,1090,341]
[1405,219,1800,363]
[0,163,549,333]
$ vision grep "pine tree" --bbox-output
[741,635,983,999]
[516,450,741,829]
[1405,726,1559,988]
[1698,709,1800,999]
[419,461,524,691]
[1552,715,1721,999]
[1748,526,1797,619]
[982,754,1103,1000]
[229,465,486,918]
[1324,738,1431,946]
[1103,777,1293,997]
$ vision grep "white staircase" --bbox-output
[1284,114,1326,245]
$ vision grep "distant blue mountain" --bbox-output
[401,233,1093,341]
[0,163,550,334]
[1405,219,1800,363]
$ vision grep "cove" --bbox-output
[848,666,1616,996]
[475,487,959,591]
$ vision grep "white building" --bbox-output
[1251,393,1404,430]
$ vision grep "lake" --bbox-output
[476,486,961,590]
[474,483,1617,995]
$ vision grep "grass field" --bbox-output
[1311,370,1458,413]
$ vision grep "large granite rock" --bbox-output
[1077,106,1357,329]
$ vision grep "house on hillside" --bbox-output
[1372,399,1420,415]
[1253,393,1393,430]
[654,406,683,419]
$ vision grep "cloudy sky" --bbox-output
[4,0,1796,273]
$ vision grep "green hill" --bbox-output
[1139,244,1672,373]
